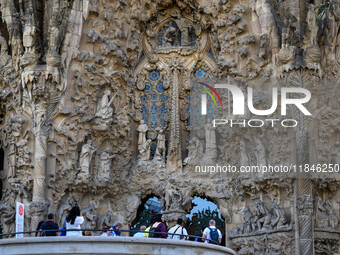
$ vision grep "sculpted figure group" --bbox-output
[232,200,290,237]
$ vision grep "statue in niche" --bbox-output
[98,210,114,229]
[163,27,176,47]
[77,140,96,181]
[98,148,115,182]
[137,120,148,151]
[23,11,37,53]
[138,139,151,161]
[271,203,288,229]
[95,89,117,121]
[174,13,193,46]
[204,123,217,162]
[82,202,97,229]
[154,128,166,161]
[7,138,17,180]
[253,200,272,231]
[0,32,9,66]
[254,137,266,167]
[281,10,297,48]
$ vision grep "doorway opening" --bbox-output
[186,196,225,245]
[130,195,162,236]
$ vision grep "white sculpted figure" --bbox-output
[78,140,96,181]
[183,136,203,165]
[98,148,115,182]
[96,89,117,120]
[138,139,151,161]
[137,120,148,151]
[154,128,166,161]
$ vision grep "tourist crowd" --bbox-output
[36,204,222,245]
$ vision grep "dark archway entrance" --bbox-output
[185,196,225,245]
[130,195,162,236]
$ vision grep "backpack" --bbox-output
[148,227,158,238]
[208,227,219,244]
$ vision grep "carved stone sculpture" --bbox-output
[271,203,288,229]
[7,138,16,180]
[98,210,114,229]
[137,120,148,152]
[77,140,96,182]
[138,139,151,161]
[254,199,272,231]
[82,202,97,229]
[95,89,117,121]
[154,128,166,161]
[98,149,115,182]
[183,136,203,165]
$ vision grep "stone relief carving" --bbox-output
[77,140,96,182]
[97,149,115,183]
[314,196,339,229]
[231,200,291,237]
[0,2,338,254]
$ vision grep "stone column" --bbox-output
[296,112,314,255]
[167,61,183,174]
[30,98,49,233]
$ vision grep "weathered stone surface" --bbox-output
[0,0,339,254]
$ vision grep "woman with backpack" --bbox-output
[149,214,168,238]
[65,204,84,236]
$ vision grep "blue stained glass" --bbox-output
[156,82,164,93]
[157,34,163,44]
[141,96,148,103]
[194,68,207,80]
[161,95,167,102]
[187,95,191,102]
[142,106,148,124]
[160,105,166,127]
[187,106,193,126]
[150,104,157,127]
[209,49,213,55]
[192,82,199,92]
[149,70,160,81]
[145,82,152,94]
[151,94,157,101]
[196,104,204,125]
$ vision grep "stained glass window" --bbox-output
[139,70,167,130]
[187,68,214,127]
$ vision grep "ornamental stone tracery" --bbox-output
[0,0,339,254]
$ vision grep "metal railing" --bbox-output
[0,229,219,245]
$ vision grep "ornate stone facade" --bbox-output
[0,0,339,254]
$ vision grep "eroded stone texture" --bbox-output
[0,0,339,254]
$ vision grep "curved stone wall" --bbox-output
[0,236,236,255]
